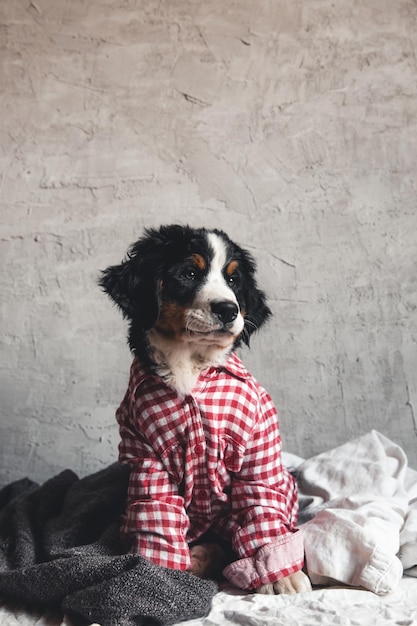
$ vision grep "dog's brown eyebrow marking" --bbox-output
[191,253,206,271]
[226,260,239,276]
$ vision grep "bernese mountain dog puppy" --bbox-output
[100,224,311,595]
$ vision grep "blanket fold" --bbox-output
[296,430,416,594]
[0,464,217,626]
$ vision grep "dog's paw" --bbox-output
[188,543,226,579]
[256,570,312,595]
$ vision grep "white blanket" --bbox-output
[294,430,417,592]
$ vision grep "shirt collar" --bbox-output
[215,350,251,381]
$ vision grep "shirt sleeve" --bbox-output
[119,428,191,570]
[223,387,305,589]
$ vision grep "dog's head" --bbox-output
[100,225,271,355]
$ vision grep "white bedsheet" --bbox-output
[180,577,417,626]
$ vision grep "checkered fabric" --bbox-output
[116,351,303,585]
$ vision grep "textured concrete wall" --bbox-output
[1,0,416,484]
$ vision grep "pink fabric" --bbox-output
[224,530,305,589]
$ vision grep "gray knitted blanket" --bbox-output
[0,464,217,626]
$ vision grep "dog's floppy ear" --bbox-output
[99,229,164,330]
[238,247,272,347]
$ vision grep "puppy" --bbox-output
[100,224,311,595]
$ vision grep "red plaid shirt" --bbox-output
[116,352,303,587]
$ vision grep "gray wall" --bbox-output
[1,0,416,484]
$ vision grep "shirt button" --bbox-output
[198,490,208,498]
[194,443,204,455]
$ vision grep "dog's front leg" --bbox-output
[188,543,227,579]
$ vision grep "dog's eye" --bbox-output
[228,274,239,286]
[182,269,197,281]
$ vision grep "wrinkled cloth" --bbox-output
[117,352,303,587]
[0,464,217,626]
[296,430,417,594]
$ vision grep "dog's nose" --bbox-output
[211,300,239,325]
